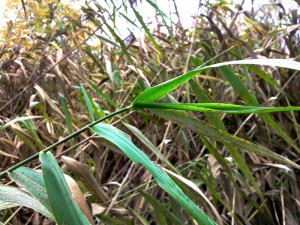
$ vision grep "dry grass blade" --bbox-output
[151,109,300,170]
[64,174,95,225]
[61,156,109,203]
[92,203,129,216]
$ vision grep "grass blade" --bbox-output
[8,167,52,213]
[132,59,300,104]
[40,152,92,225]
[0,186,55,221]
[59,93,73,145]
[150,109,300,170]
[133,102,300,113]
[139,190,182,225]
[81,84,95,121]
[123,122,178,172]
[0,116,42,131]
[92,123,217,225]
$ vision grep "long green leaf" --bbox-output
[123,122,177,172]
[8,167,52,213]
[133,102,300,114]
[0,116,42,131]
[81,84,95,121]
[92,123,217,225]
[0,186,55,221]
[40,152,92,225]
[132,59,300,104]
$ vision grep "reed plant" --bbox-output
[1,0,300,224]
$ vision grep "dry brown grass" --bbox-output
[1,0,300,224]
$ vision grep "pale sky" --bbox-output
[0,1,6,25]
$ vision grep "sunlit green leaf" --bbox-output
[92,123,217,225]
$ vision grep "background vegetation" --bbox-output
[0,0,300,224]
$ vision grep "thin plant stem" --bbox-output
[0,106,131,178]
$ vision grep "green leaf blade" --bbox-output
[0,186,55,221]
[133,102,300,114]
[40,152,92,225]
[8,167,52,214]
[81,84,95,121]
[133,59,300,105]
[92,123,217,225]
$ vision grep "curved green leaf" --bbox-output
[123,122,178,172]
[0,116,42,131]
[132,59,300,105]
[0,201,19,210]
[92,123,217,225]
[0,186,55,221]
[8,167,52,213]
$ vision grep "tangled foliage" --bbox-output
[0,0,300,224]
